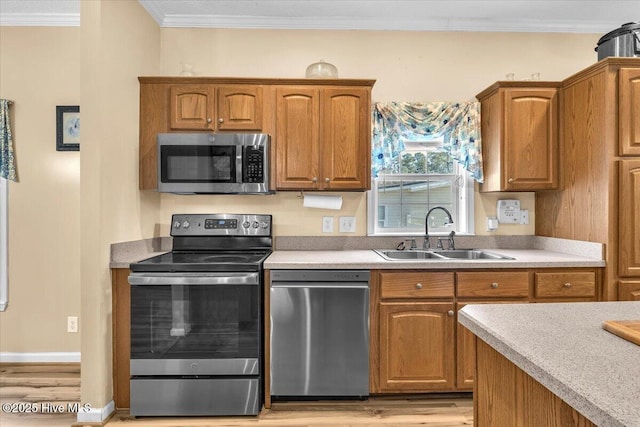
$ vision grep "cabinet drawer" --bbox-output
[457,272,529,298]
[380,272,454,299]
[534,272,596,298]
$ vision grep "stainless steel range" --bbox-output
[128,213,272,416]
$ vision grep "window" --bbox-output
[368,140,474,236]
[0,177,7,311]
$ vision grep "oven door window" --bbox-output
[131,284,259,359]
[160,145,236,183]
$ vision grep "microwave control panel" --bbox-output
[243,146,265,183]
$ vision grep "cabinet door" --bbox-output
[320,87,371,190]
[169,85,216,130]
[217,85,263,130]
[619,160,640,277]
[619,68,640,155]
[378,302,454,392]
[503,88,558,190]
[275,87,320,189]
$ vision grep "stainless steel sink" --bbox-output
[430,249,515,260]
[374,249,515,261]
[374,249,448,261]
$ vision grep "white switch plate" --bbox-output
[339,216,356,233]
[322,216,334,233]
[486,217,499,231]
[67,316,78,333]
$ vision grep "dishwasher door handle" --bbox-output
[271,283,369,289]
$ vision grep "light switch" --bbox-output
[339,216,356,233]
[322,216,334,233]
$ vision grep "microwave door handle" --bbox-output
[237,145,244,184]
[128,273,259,286]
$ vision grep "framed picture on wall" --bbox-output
[56,105,80,151]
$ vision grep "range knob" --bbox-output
[242,221,251,229]
[261,221,269,229]
[182,221,190,229]
[252,221,260,228]
[173,221,181,229]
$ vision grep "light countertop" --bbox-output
[263,248,605,269]
[458,302,640,427]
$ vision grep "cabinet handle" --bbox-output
[447,310,454,317]
[508,178,514,183]
[206,118,212,123]
[563,282,572,288]
[218,118,224,123]
[312,177,318,183]
[491,282,499,289]
[325,177,330,183]
[416,283,423,289]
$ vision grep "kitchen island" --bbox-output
[458,302,640,427]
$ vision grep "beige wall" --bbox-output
[157,28,598,236]
[0,27,81,353]
[79,0,161,410]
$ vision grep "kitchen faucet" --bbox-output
[424,207,455,250]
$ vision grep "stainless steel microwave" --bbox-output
[157,133,271,194]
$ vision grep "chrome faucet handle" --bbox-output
[448,230,456,250]
[437,237,446,249]
[405,238,417,250]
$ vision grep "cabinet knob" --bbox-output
[491,282,499,289]
[508,178,514,183]
[563,282,572,288]
[447,310,454,317]
[312,177,318,183]
[416,283,423,289]
[218,118,224,123]
[206,118,212,123]
[325,177,330,183]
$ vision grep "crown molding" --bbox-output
[156,14,611,33]
[0,13,79,27]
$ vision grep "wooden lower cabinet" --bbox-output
[112,268,131,409]
[371,268,601,395]
[619,280,640,301]
[475,339,596,427]
[378,302,455,392]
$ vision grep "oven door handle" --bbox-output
[128,272,259,286]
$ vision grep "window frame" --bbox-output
[0,177,7,311]
[367,165,475,236]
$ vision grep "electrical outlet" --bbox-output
[67,316,78,333]
[322,216,334,233]
[519,209,529,225]
[339,216,356,233]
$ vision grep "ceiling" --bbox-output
[0,0,637,33]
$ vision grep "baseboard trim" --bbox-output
[76,400,115,424]
[0,352,81,363]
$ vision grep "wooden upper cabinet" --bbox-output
[619,159,640,277]
[169,85,216,130]
[320,87,371,190]
[217,85,263,130]
[275,87,320,190]
[275,85,372,191]
[477,84,560,192]
[619,68,640,155]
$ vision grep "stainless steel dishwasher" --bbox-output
[270,270,370,398]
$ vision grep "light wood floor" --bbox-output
[0,363,473,427]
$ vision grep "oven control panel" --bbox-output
[170,214,272,236]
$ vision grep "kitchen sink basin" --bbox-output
[430,249,515,260]
[374,249,515,261]
[374,249,448,261]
